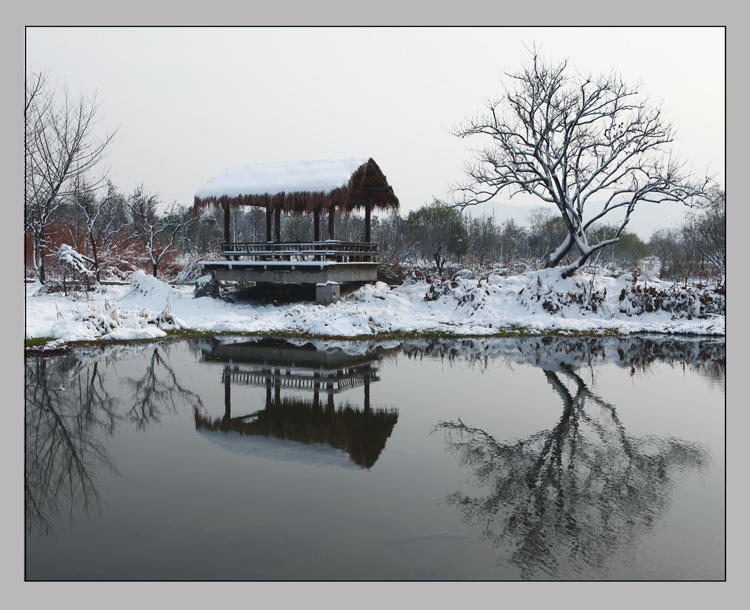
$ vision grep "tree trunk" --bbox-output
[434,248,445,275]
[89,235,100,282]
[328,205,335,240]
[545,233,575,269]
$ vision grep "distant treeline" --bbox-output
[25,186,725,289]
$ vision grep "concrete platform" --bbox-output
[199,260,378,285]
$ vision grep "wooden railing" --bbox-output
[223,364,379,394]
[220,241,380,262]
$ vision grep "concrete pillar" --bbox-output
[316,282,340,305]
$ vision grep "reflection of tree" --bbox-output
[25,344,205,536]
[25,356,121,537]
[125,346,204,430]
[435,363,710,580]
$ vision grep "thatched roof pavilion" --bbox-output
[193,157,399,243]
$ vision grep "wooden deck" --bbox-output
[200,240,381,298]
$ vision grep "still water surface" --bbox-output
[25,335,725,580]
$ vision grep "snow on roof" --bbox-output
[196,429,361,469]
[194,158,370,200]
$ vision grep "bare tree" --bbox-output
[451,48,712,277]
[465,213,500,266]
[379,212,404,261]
[498,218,530,267]
[682,189,726,282]
[25,72,117,283]
[70,179,126,281]
[127,186,194,277]
[281,212,314,242]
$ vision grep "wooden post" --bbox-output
[223,366,231,422]
[328,204,335,240]
[365,202,372,242]
[223,199,230,244]
[314,209,320,241]
[275,207,281,243]
[266,202,272,242]
[313,371,320,411]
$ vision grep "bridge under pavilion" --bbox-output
[193,158,400,304]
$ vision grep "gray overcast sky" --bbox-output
[26,26,724,223]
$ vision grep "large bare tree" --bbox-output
[25,72,117,282]
[452,49,712,277]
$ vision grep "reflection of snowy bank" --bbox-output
[25,268,725,344]
[399,334,725,374]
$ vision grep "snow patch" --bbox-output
[195,158,369,199]
[25,269,725,344]
[119,271,182,306]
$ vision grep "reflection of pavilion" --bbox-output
[196,338,398,469]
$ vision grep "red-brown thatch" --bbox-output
[193,157,399,217]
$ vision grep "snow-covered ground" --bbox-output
[24,269,725,347]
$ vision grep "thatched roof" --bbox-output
[194,399,399,469]
[193,157,399,215]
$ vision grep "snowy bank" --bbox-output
[25,269,725,344]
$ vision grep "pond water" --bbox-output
[25,334,725,581]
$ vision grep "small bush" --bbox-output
[618,280,724,319]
